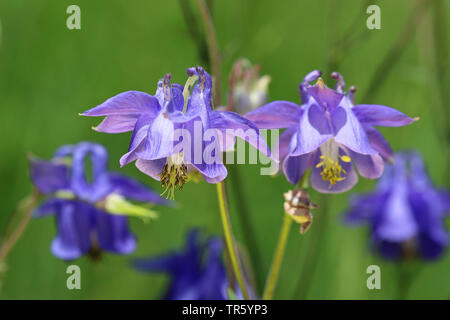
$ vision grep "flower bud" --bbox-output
[283,189,318,234]
[228,58,271,114]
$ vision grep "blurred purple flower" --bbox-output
[344,151,450,260]
[132,230,246,300]
[81,66,269,199]
[29,142,167,260]
[246,71,417,193]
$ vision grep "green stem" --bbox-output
[292,194,328,299]
[362,0,431,102]
[262,212,293,300]
[194,0,249,299]
[0,188,39,264]
[228,164,263,287]
[195,0,221,106]
[263,173,309,300]
[216,181,250,299]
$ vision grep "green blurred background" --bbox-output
[0,0,449,299]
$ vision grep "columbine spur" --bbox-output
[133,230,244,300]
[246,70,418,193]
[344,151,450,260]
[29,142,167,260]
[81,66,269,199]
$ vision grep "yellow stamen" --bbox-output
[159,153,188,200]
[317,141,352,188]
[316,78,325,89]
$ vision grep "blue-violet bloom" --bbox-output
[29,142,167,260]
[82,66,270,199]
[344,151,450,260]
[246,71,417,193]
[132,230,244,300]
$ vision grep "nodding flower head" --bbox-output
[228,58,271,114]
[132,229,254,300]
[29,142,167,260]
[246,70,418,193]
[81,66,270,199]
[344,151,450,260]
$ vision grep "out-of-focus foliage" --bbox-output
[0,0,448,299]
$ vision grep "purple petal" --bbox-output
[193,162,228,183]
[136,113,175,161]
[375,239,402,260]
[418,233,446,259]
[108,172,168,205]
[349,151,384,179]
[310,151,358,193]
[352,104,417,127]
[95,210,137,255]
[306,84,344,112]
[363,126,394,162]
[276,127,297,164]
[82,91,161,117]
[119,113,154,167]
[29,157,69,194]
[93,114,141,134]
[375,162,418,242]
[51,201,93,260]
[53,145,75,158]
[33,197,65,217]
[345,193,387,225]
[210,110,271,157]
[282,152,315,185]
[135,158,166,181]
[245,101,302,129]
[71,143,110,202]
[334,97,377,155]
[291,101,331,156]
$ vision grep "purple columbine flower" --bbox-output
[29,142,167,260]
[246,71,418,193]
[344,151,450,260]
[81,66,269,199]
[133,230,244,300]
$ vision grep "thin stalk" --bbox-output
[228,164,263,287]
[194,0,250,298]
[177,0,209,66]
[431,0,450,180]
[362,0,431,102]
[216,181,250,299]
[263,173,309,300]
[262,213,293,300]
[195,0,221,105]
[0,188,39,264]
[292,194,328,299]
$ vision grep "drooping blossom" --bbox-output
[132,230,247,300]
[81,66,270,199]
[246,71,418,193]
[344,151,450,260]
[227,58,271,114]
[29,142,167,260]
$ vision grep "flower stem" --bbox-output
[195,0,221,106]
[263,173,309,300]
[262,212,293,300]
[0,188,39,264]
[216,181,250,299]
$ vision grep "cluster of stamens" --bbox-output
[159,156,188,200]
[316,154,351,188]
